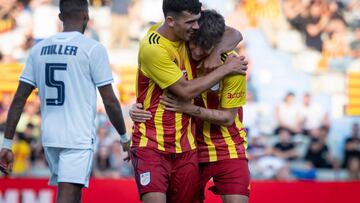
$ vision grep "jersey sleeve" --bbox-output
[89,43,114,87]
[20,54,37,87]
[140,44,183,89]
[220,74,246,109]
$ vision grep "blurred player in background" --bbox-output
[0,0,130,203]
[130,0,247,202]
[131,10,249,203]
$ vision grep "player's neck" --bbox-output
[62,24,84,34]
[157,24,180,42]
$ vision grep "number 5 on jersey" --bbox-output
[45,63,67,106]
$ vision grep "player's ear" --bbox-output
[165,16,175,28]
[58,13,64,22]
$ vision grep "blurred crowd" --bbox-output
[0,0,359,180]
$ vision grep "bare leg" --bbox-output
[221,194,249,203]
[56,182,83,203]
[142,192,166,203]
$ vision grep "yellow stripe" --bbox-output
[187,117,196,150]
[155,102,165,151]
[203,122,217,162]
[235,116,248,150]
[139,123,147,147]
[175,112,182,153]
[220,127,238,159]
[130,127,134,147]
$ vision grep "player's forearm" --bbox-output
[4,82,33,140]
[213,26,242,55]
[185,105,235,127]
[103,101,127,135]
[180,66,230,100]
[4,97,27,139]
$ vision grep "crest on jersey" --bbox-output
[182,69,188,78]
[210,83,220,91]
[140,172,151,186]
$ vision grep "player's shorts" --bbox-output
[199,158,250,201]
[130,147,199,203]
[44,147,93,188]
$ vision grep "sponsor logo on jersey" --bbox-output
[227,91,245,99]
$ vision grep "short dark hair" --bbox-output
[162,0,202,18]
[60,0,88,19]
[191,10,225,50]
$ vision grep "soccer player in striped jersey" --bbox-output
[130,1,248,203]
[0,1,129,202]
[131,10,249,203]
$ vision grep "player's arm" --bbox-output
[89,43,129,152]
[167,55,247,101]
[98,84,129,152]
[160,94,237,127]
[142,44,247,101]
[0,82,34,174]
[203,26,243,70]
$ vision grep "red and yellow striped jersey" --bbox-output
[131,24,196,153]
[194,51,248,163]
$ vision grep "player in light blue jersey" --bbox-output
[0,0,130,202]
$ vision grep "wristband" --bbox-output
[120,133,130,143]
[1,138,13,150]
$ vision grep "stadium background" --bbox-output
[0,0,359,202]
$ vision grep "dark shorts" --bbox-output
[199,158,250,200]
[130,147,199,203]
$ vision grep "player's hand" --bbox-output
[121,140,131,152]
[202,51,222,72]
[129,103,152,123]
[0,149,14,175]
[160,93,192,113]
[223,55,248,75]
[121,141,131,162]
[123,152,130,162]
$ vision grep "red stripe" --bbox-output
[196,118,209,162]
[131,125,141,146]
[206,91,219,109]
[162,106,176,150]
[189,56,199,78]
[238,107,243,123]
[180,113,191,151]
[136,70,150,103]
